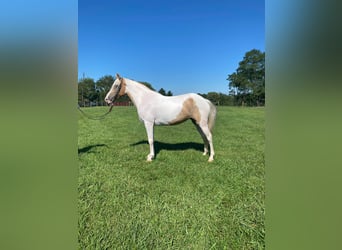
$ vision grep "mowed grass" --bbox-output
[78,106,265,249]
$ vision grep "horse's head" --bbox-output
[105,73,126,105]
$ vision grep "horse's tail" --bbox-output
[207,101,217,132]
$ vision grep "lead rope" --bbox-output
[78,105,114,120]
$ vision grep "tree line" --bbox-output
[78,49,265,107]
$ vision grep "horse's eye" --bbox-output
[114,85,119,89]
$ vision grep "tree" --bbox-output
[158,88,166,95]
[96,75,114,93]
[207,92,221,105]
[158,88,173,96]
[96,75,115,106]
[227,49,265,106]
[78,77,97,107]
[199,92,234,106]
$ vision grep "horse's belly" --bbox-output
[153,106,184,125]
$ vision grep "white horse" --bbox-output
[105,74,216,162]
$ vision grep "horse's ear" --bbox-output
[116,73,121,80]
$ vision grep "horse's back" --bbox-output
[188,93,214,112]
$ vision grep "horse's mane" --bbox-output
[128,78,158,93]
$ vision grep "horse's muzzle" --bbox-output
[105,97,114,105]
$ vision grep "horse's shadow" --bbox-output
[130,140,203,158]
[78,144,107,154]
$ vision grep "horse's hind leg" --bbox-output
[199,123,215,162]
[192,119,209,155]
[144,121,155,161]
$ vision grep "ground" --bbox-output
[78,106,265,249]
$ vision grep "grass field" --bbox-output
[78,106,265,249]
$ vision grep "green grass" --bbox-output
[78,106,265,249]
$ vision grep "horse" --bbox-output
[105,73,217,162]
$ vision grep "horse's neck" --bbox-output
[125,79,159,106]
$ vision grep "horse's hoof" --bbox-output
[146,155,154,162]
[208,157,214,162]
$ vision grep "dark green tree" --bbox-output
[78,77,97,107]
[96,75,114,92]
[166,90,173,96]
[158,88,166,95]
[227,49,265,106]
[96,75,115,106]
[201,92,234,106]
[207,92,221,105]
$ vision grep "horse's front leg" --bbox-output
[144,121,155,161]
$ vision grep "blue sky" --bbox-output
[79,0,264,95]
